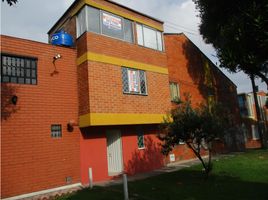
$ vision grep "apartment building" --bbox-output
[1,0,240,199]
[238,91,268,148]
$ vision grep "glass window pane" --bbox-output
[18,78,24,84]
[128,69,140,93]
[32,78,37,84]
[122,67,129,93]
[11,77,17,83]
[7,57,11,66]
[143,26,157,50]
[32,70,36,78]
[2,76,10,82]
[2,67,7,75]
[31,60,36,69]
[137,133,145,148]
[17,68,20,76]
[20,68,24,77]
[16,58,21,67]
[136,24,144,45]
[102,12,124,40]
[139,71,147,95]
[25,78,31,84]
[157,31,163,51]
[124,19,133,43]
[2,56,7,65]
[11,57,16,66]
[12,67,16,76]
[7,67,11,75]
[26,60,31,68]
[76,6,87,38]
[26,69,31,77]
[87,6,100,34]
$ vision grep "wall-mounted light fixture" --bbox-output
[53,54,62,64]
[11,95,18,105]
[51,54,62,76]
[67,120,78,132]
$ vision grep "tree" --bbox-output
[159,97,232,176]
[193,0,268,87]
[2,0,17,6]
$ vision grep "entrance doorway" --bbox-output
[106,130,123,175]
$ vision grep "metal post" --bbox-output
[88,168,93,189]
[123,174,129,200]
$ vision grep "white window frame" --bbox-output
[76,6,134,43]
[136,23,164,51]
[246,94,254,118]
[169,82,180,102]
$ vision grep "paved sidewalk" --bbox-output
[94,156,210,187]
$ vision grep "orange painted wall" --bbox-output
[79,125,164,185]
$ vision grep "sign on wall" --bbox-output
[128,69,139,93]
[102,13,122,31]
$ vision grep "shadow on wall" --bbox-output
[1,84,19,121]
[182,39,211,101]
[125,136,164,175]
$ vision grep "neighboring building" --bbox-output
[1,0,240,199]
[164,33,241,161]
[238,91,268,148]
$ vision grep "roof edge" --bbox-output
[48,0,163,34]
[164,32,237,88]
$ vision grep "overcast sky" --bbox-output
[1,0,266,93]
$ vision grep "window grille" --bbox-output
[51,124,62,138]
[137,132,145,149]
[122,67,147,95]
[1,54,37,85]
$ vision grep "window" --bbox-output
[137,132,145,149]
[251,125,260,140]
[136,23,163,51]
[238,95,249,117]
[87,6,101,34]
[51,124,62,138]
[122,67,147,95]
[76,6,133,43]
[102,11,124,40]
[247,94,254,117]
[76,7,87,37]
[1,54,37,85]
[170,82,180,102]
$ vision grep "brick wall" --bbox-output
[77,32,170,116]
[164,33,241,159]
[1,35,80,198]
[165,34,240,116]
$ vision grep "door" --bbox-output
[106,130,123,175]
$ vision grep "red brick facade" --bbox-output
[1,36,80,198]
[1,0,241,199]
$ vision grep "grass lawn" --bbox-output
[57,150,268,200]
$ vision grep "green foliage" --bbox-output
[193,0,268,85]
[159,97,232,175]
[2,0,17,6]
[160,98,231,154]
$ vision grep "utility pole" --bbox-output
[250,75,266,148]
